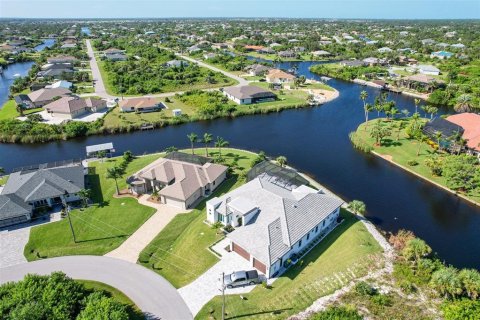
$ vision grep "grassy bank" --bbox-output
[351,118,480,204]
[78,280,144,320]
[138,148,257,288]
[196,209,383,319]
[24,154,159,261]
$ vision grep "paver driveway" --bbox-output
[178,238,262,316]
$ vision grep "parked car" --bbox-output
[224,270,260,288]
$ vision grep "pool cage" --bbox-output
[246,161,309,190]
[164,151,211,166]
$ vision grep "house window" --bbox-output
[307,233,310,240]
[315,226,318,233]
[213,181,216,186]
[298,240,302,248]
[323,220,325,226]
[218,214,224,222]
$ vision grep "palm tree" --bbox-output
[459,269,480,300]
[97,150,107,162]
[202,133,213,157]
[276,156,287,167]
[414,98,421,114]
[389,107,400,120]
[106,166,123,195]
[77,188,91,208]
[347,200,366,215]
[402,238,432,264]
[401,109,410,118]
[214,136,229,158]
[430,267,463,299]
[454,94,473,113]
[360,90,368,118]
[434,131,443,150]
[187,133,198,155]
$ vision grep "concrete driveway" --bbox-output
[0,256,192,320]
[178,238,261,316]
[105,195,188,263]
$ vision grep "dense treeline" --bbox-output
[0,272,131,319]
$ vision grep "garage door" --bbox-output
[232,242,250,261]
[253,258,267,274]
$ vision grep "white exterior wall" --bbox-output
[163,196,186,210]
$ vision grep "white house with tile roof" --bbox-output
[206,176,343,277]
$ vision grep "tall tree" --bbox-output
[187,133,198,155]
[347,200,366,215]
[202,133,213,157]
[454,94,473,113]
[106,166,123,195]
[414,98,421,114]
[77,188,91,208]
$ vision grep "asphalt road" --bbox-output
[0,256,193,320]
[85,39,111,99]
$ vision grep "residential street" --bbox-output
[0,256,193,320]
[85,39,112,99]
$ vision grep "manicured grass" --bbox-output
[0,175,8,185]
[0,89,39,120]
[24,154,160,261]
[78,280,144,320]
[196,209,383,319]
[353,118,480,203]
[138,148,257,288]
[251,82,309,107]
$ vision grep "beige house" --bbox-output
[119,97,165,113]
[27,88,72,107]
[44,97,107,120]
[266,69,296,84]
[128,157,228,209]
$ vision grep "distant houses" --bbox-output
[417,64,440,76]
[223,85,276,105]
[165,60,189,68]
[430,51,453,59]
[103,48,127,61]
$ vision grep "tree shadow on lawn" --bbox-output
[381,138,402,147]
[86,172,104,204]
[75,234,128,244]
[282,210,359,282]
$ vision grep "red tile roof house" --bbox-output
[446,113,480,158]
[127,157,228,210]
[44,97,107,120]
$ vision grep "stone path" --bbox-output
[105,195,188,263]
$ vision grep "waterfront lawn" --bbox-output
[138,148,257,288]
[24,154,160,261]
[78,280,144,320]
[196,209,383,320]
[251,82,308,106]
[354,118,480,203]
[0,89,40,120]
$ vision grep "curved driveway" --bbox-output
[0,256,192,320]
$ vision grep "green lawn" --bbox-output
[0,89,40,120]
[0,175,8,185]
[24,154,160,261]
[196,209,383,319]
[78,280,144,320]
[353,118,480,203]
[138,148,257,288]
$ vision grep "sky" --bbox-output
[0,0,479,19]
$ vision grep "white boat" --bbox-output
[13,73,21,77]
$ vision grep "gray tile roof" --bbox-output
[218,177,343,266]
[0,194,31,220]
[1,164,84,203]
[224,85,276,100]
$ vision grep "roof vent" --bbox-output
[292,204,297,209]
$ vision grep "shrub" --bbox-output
[407,159,418,166]
[441,299,480,320]
[309,305,362,320]
[398,280,417,294]
[354,281,376,296]
[371,294,393,307]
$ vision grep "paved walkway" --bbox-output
[105,195,188,263]
[178,238,261,316]
[0,256,192,320]
[0,212,61,268]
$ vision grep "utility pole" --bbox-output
[221,272,225,320]
[66,205,77,243]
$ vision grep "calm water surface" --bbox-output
[0,60,479,269]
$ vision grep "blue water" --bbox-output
[81,27,91,36]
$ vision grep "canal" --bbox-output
[0,39,55,107]
[0,59,479,269]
